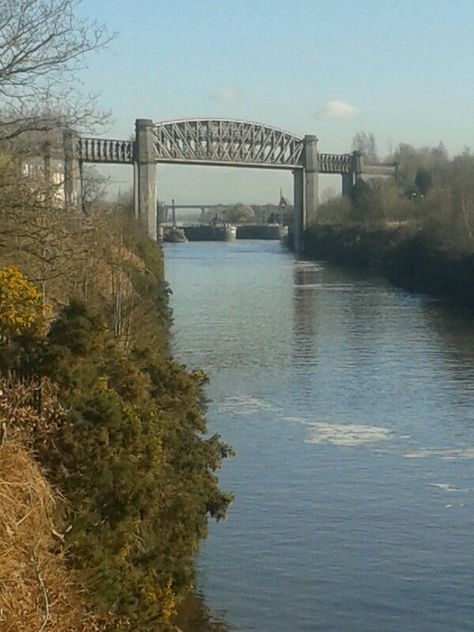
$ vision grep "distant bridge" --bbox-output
[158,202,226,225]
[160,204,224,211]
[62,118,396,254]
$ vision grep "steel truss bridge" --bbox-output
[64,118,396,254]
[76,118,356,173]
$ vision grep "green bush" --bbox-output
[35,299,232,628]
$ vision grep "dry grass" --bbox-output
[0,380,116,632]
[0,378,60,446]
[0,441,96,631]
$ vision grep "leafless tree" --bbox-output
[0,0,113,139]
[352,132,378,164]
[80,165,109,213]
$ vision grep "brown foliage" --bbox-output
[0,381,117,632]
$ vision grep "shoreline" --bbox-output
[303,224,474,309]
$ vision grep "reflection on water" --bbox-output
[423,303,474,386]
[165,240,474,632]
[292,263,319,365]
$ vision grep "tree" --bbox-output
[80,166,109,214]
[226,204,255,224]
[0,0,112,140]
[414,168,433,196]
[38,299,233,627]
[349,180,383,224]
[352,132,378,163]
[0,152,95,301]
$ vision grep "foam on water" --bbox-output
[281,415,308,424]
[404,448,474,459]
[304,422,392,447]
[429,483,469,493]
[217,394,277,416]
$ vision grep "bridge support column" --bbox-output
[293,169,304,256]
[135,118,157,240]
[133,162,139,220]
[304,135,319,225]
[294,135,319,256]
[353,150,363,182]
[342,151,363,197]
[63,129,81,206]
[342,172,354,196]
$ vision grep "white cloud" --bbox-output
[319,99,360,119]
[212,87,240,104]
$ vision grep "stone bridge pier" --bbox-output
[135,119,157,241]
[293,135,319,257]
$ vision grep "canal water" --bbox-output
[164,240,474,632]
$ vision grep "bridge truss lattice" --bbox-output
[152,119,304,169]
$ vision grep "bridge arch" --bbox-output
[152,118,305,169]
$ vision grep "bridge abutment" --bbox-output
[135,118,157,240]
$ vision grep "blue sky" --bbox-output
[77,0,474,204]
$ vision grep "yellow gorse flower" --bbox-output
[0,266,49,337]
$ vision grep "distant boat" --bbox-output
[163,226,188,243]
[222,224,237,241]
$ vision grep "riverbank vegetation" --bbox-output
[0,1,232,630]
[0,198,233,632]
[0,184,233,629]
[306,140,474,305]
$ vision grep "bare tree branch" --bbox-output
[0,0,114,138]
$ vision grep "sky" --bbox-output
[76,0,474,205]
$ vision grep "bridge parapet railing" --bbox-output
[77,138,135,164]
[319,153,352,174]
